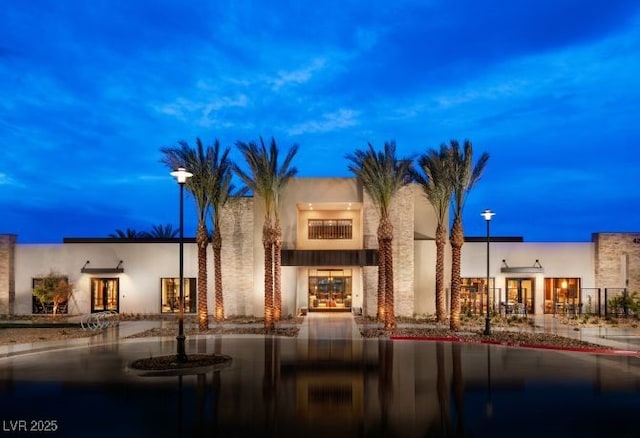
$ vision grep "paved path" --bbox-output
[2,312,640,357]
[296,311,361,340]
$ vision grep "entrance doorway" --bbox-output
[91,278,119,312]
[506,278,534,314]
[308,269,352,311]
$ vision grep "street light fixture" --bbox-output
[171,167,193,362]
[481,209,495,336]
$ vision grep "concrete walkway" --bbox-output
[530,314,640,351]
[296,311,361,340]
[2,312,640,357]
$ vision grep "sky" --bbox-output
[1,0,639,244]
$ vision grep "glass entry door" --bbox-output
[506,278,534,314]
[91,278,119,312]
[308,269,352,311]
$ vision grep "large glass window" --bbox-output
[161,278,197,313]
[308,219,352,240]
[461,277,495,315]
[544,278,581,314]
[308,269,352,310]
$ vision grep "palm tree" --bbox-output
[234,137,298,329]
[447,139,489,331]
[346,141,411,330]
[161,138,213,332]
[270,140,298,321]
[141,224,179,238]
[108,228,142,239]
[205,139,235,322]
[414,144,453,323]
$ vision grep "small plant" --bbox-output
[32,272,73,316]
[607,292,640,318]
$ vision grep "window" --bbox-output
[161,278,197,313]
[461,277,495,315]
[544,278,581,314]
[308,219,352,240]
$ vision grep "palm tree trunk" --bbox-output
[381,218,395,330]
[435,223,447,322]
[273,221,282,321]
[212,228,224,322]
[196,222,209,332]
[384,237,395,330]
[376,228,386,323]
[263,221,274,330]
[450,217,464,331]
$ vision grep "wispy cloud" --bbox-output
[268,58,327,90]
[287,109,360,136]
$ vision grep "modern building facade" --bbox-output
[1,178,638,319]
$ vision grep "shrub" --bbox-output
[608,292,640,317]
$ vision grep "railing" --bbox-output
[81,310,120,330]
[460,288,503,316]
[552,288,639,318]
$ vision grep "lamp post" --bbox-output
[481,209,495,336]
[171,167,193,362]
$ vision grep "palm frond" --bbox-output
[346,140,412,219]
[414,143,453,225]
[234,137,298,221]
[447,139,489,219]
[160,138,213,223]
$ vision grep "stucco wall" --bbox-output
[14,242,200,315]
[461,241,595,315]
[414,240,438,315]
[593,232,640,292]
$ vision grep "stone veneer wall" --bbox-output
[0,234,17,315]
[362,185,415,318]
[219,197,254,316]
[593,232,640,292]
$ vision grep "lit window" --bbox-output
[161,278,197,313]
[308,219,352,239]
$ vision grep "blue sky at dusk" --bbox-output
[1,0,639,243]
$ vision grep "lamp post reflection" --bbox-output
[171,167,193,362]
[486,345,493,419]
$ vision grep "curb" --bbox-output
[390,335,640,356]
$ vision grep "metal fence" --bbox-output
[435,287,638,319]
[560,288,638,318]
[459,287,503,317]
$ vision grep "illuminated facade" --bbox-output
[0,179,638,318]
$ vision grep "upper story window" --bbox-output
[308,219,353,240]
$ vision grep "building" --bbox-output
[1,178,638,318]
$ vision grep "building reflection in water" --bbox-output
[2,335,640,436]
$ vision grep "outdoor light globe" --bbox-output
[170,167,193,184]
[481,209,495,221]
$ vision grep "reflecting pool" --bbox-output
[1,335,640,437]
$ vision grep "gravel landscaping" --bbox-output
[358,314,640,351]
[2,313,638,352]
